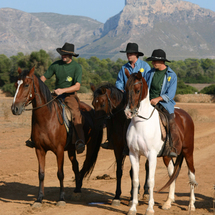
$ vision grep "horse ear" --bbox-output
[18,67,22,74]
[124,68,130,78]
[90,83,96,92]
[137,71,142,80]
[29,66,35,76]
[100,86,106,94]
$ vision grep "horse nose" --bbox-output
[124,109,132,119]
[11,104,19,115]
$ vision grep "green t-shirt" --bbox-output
[150,68,167,100]
[44,60,82,89]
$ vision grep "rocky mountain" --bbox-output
[0,0,215,60]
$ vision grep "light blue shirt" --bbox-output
[115,58,151,91]
[145,66,177,114]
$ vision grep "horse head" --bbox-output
[124,69,148,119]
[11,67,36,115]
[91,83,124,130]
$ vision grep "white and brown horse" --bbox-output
[124,71,198,215]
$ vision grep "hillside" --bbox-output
[0,0,215,60]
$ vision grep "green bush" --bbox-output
[176,81,198,95]
[200,84,215,94]
[78,86,89,93]
[2,83,16,96]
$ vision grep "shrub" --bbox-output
[2,83,16,96]
[176,81,198,94]
[200,84,215,94]
[78,86,89,93]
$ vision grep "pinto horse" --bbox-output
[124,71,198,215]
[11,67,103,207]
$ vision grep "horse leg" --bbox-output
[33,148,46,207]
[67,147,80,194]
[143,159,149,200]
[184,153,198,211]
[56,148,66,206]
[162,157,175,210]
[128,154,139,215]
[145,152,157,215]
[112,156,124,206]
[129,167,140,205]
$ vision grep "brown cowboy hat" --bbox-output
[146,49,170,62]
[56,42,79,57]
[120,43,144,56]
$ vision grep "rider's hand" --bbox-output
[54,88,65,95]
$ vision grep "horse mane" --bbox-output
[19,69,53,110]
[94,83,125,104]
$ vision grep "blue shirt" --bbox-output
[145,66,177,114]
[115,58,151,91]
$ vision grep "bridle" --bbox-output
[21,75,59,111]
[94,91,124,120]
[129,79,156,120]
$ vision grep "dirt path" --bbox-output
[0,97,214,215]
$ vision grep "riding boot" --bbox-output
[101,119,114,150]
[73,124,85,154]
[168,114,182,157]
[25,137,35,148]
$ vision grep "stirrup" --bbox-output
[25,139,35,148]
[101,140,113,150]
[75,139,85,154]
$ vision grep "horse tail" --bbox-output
[157,152,184,192]
[80,128,103,178]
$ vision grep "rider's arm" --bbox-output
[54,82,81,95]
[40,75,47,82]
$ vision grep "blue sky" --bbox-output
[0,0,215,23]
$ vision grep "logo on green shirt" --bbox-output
[66,76,73,82]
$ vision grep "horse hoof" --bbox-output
[142,193,149,201]
[145,209,154,215]
[188,205,195,211]
[111,199,120,206]
[127,209,136,215]
[56,201,66,206]
[32,202,42,208]
[72,192,82,200]
[162,203,171,210]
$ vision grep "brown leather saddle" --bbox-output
[155,106,172,157]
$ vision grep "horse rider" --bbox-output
[26,42,85,154]
[145,49,182,157]
[101,42,151,149]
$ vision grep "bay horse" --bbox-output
[124,71,198,215]
[90,83,128,205]
[11,67,103,207]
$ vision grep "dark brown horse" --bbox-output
[11,67,103,207]
[124,71,198,215]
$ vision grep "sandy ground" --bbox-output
[0,93,214,215]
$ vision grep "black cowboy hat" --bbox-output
[120,43,144,56]
[56,42,79,57]
[146,49,170,62]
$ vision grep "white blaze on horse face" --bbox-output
[13,80,23,104]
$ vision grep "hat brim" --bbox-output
[56,48,79,57]
[146,57,170,62]
[120,50,144,56]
